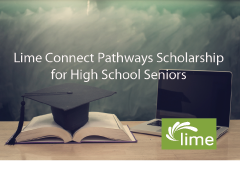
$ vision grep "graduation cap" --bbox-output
[7,83,116,145]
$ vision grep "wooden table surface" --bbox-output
[0,120,240,160]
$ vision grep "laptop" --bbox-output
[130,69,232,139]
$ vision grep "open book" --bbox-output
[13,112,136,144]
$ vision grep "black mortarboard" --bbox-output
[7,83,116,145]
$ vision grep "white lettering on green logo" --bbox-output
[162,119,216,149]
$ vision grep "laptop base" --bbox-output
[130,119,229,139]
[130,119,162,136]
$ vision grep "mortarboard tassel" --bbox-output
[6,92,71,145]
[6,96,25,145]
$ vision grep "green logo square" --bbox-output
[162,118,216,150]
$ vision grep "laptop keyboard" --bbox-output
[148,121,221,129]
[147,120,162,126]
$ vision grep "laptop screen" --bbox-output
[156,70,232,127]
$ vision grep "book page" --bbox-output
[123,125,136,141]
[81,125,136,142]
[18,137,64,143]
[22,113,67,132]
[18,125,136,143]
[17,114,72,143]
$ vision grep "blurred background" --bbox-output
[0,0,239,121]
